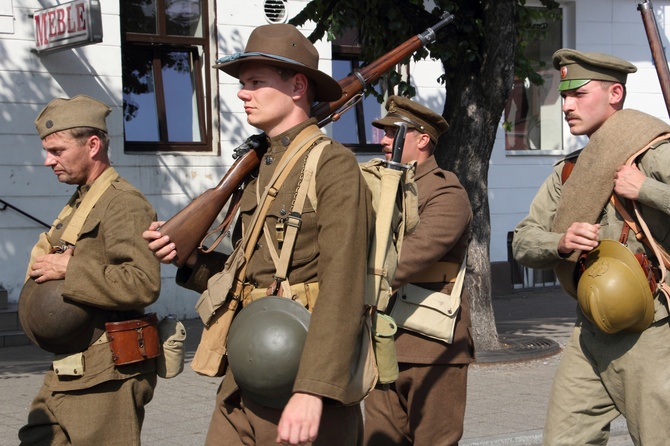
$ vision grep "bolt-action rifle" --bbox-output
[638,0,670,117]
[160,13,455,267]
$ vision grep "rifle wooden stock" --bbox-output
[158,143,263,267]
[160,13,454,267]
[639,0,670,117]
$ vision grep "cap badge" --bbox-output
[46,120,53,129]
[560,66,568,79]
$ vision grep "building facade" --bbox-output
[1,0,668,317]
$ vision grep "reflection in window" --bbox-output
[165,0,202,37]
[122,0,157,34]
[123,49,159,141]
[504,8,563,153]
[123,49,203,143]
[331,60,383,147]
[162,51,201,141]
[121,0,211,152]
[330,29,384,155]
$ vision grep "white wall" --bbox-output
[0,0,335,319]
[486,0,670,264]
[2,0,669,316]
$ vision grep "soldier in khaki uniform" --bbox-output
[19,95,161,445]
[364,96,473,445]
[144,24,372,445]
[513,50,670,445]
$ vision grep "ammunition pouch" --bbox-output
[105,313,161,366]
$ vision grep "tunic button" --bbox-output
[281,136,291,146]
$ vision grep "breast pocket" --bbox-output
[265,189,318,267]
[79,216,101,240]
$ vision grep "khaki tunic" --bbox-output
[393,156,474,364]
[365,156,473,446]
[512,137,670,445]
[179,119,372,409]
[19,169,161,445]
[513,142,670,322]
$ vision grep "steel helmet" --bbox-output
[18,279,105,353]
[577,240,654,334]
[227,296,311,408]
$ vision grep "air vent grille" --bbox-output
[264,0,287,24]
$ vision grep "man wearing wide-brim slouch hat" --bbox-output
[144,23,372,445]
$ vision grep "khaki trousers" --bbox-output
[364,363,468,446]
[544,318,670,446]
[205,388,363,446]
[18,373,156,446]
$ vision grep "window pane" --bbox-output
[122,49,160,142]
[165,0,203,37]
[504,8,563,152]
[331,60,383,145]
[122,0,157,34]
[162,51,202,142]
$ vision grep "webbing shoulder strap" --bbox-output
[232,129,323,294]
[263,140,328,296]
[25,167,118,279]
[61,167,119,245]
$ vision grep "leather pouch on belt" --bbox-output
[105,313,161,366]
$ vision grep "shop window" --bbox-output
[121,0,213,152]
[504,7,563,154]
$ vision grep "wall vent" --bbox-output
[264,0,287,24]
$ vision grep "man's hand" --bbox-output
[143,221,177,264]
[276,393,323,445]
[142,221,197,266]
[614,164,646,200]
[29,248,73,283]
[558,222,600,255]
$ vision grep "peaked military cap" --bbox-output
[372,95,449,143]
[553,49,637,91]
[35,95,111,139]
[213,24,342,102]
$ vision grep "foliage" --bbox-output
[290,0,561,99]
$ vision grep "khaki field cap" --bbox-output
[553,49,637,92]
[35,95,111,139]
[213,24,342,102]
[372,95,449,144]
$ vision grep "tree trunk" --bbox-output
[436,0,517,352]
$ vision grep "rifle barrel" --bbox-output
[160,15,455,267]
[638,0,670,117]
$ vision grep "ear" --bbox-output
[416,132,432,151]
[87,135,102,159]
[609,83,625,106]
[292,72,309,99]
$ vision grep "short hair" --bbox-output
[67,127,110,153]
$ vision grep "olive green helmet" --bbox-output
[18,279,106,353]
[577,240,655,334]
[227,296,311,408]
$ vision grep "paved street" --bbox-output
[0,288,634,446]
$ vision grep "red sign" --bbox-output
[33,0,102,54]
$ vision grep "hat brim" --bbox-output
[558,79,591,92]
[214,55,342,103]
